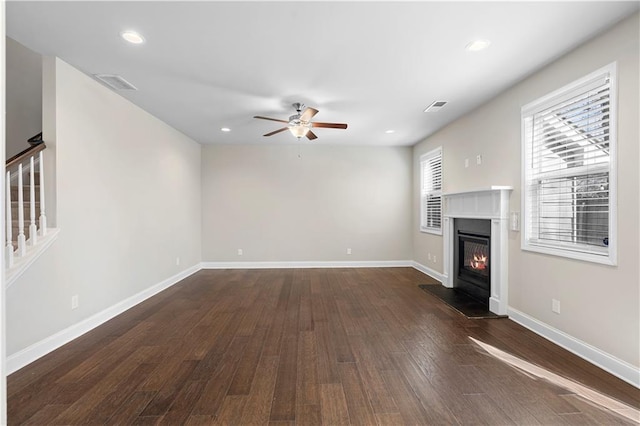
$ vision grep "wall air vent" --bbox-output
[93,74,138,91]
[424,101,447,113]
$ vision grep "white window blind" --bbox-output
[420,147,442,234]
[522,63,616,265]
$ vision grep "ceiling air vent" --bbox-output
[424,101,447,113]
[93,74,138,91]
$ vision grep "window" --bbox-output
[521,63,617,265]
[420,147,442,234]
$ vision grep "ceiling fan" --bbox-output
[254,103,348,140]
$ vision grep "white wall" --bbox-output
[6,58,202,356]
[5,37,41,158]
[413,14,639,368]
[202,144,412,263]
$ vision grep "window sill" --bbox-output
[420,228,443,236]
[521,242,616,266]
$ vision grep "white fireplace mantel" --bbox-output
[442,186,512,315]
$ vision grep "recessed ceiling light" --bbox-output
[121,31,145,44]
[465,39,491,52]
[385,129,395,134]
[220,127,231,132]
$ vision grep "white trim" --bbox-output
[608,63,618,267]
[8,259,637,392]
[420,146,443,234]
[5,228,60,288]
[521,243,615,266]
[201,260,413,270]
[3,259,415,374]
[521,63,614,114]
[411,261,446,284]
[6,263,200,374]
[419,228,442,236]
[521,62,617,266]
[443,186,513,197]
[508,307,639,389]
[442,188,512,314]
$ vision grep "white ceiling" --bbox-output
[6,1,639,146]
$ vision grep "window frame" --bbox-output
[520,62,617,266]
[420,147,443,235]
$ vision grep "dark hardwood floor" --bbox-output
[8,268,640,425]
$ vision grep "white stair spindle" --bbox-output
[6,170,14,268]
[39,150,47,236]
[16,163,26,256]
[29,156,38,245]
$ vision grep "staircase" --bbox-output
[5,141,57,286]
[9,172,41,250]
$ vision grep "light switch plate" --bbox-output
[510,211,520,231]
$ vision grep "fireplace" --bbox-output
[454,218,492,305]
[442,187,512,315]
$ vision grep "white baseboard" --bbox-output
[411,261,446,283]
[6,264,201,375]
[201,260,413,269]
[508,307,640,389]
[8,260,638,391]
[7,260,409,374]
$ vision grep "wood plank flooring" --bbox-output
[8,268,640,425]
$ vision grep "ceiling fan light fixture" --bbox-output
[254,103,347,140]
[289,124,310,139]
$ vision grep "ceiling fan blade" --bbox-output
[254,115,288,123]
[300,107,319,122]
[263,127,289,137]
[311,122,348,129]
[306,130,318,140]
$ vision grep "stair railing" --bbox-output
[5,142,47,268]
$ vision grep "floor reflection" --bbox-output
[469,336,639,423]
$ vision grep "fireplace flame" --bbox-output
[470,253,487,270]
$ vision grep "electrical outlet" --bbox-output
[433,255,437,263]
[464,158,469,168]
[476,155,482,165]
[552,299,561,314]
[237,248,243,256]
[71,295,79,310]
[176,257,180,266]
[428,253,432,260]
[346,248,352,255]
